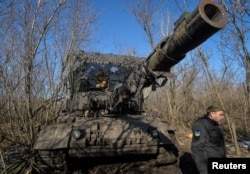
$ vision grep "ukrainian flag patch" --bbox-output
[194,130,201,137]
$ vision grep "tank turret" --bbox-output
[33,0,227,173]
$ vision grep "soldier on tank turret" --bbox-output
[83,107,94,117]
[95,69,109,89]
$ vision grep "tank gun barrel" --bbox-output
[112,0,228,111]
[146,0,227,72]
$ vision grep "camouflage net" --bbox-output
[62,51,173,113]
[64,51,144,69]
[63,51,145,94]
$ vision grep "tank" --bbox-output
[34,0,228,173]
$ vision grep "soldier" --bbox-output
[191,105,226,174]
[83,109,90,117]
[95,69,109,88]
[83,108,95,117]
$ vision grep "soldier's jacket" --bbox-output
[191,115,226,172]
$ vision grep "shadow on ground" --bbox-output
[179,152,199,174]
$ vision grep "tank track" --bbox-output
[156,145,178,165]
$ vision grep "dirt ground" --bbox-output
[86,152,198,174]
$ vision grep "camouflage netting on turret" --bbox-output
[63,51,145,96]
[64,51,144,71]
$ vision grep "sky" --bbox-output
[83,0,247,81]
[87,0,152,57]
[85,0,232,71]
[86,0,198,57]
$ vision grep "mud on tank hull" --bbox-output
[34,113,179,172]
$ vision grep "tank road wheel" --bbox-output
[156,144,179,165]
[37,149,68,173]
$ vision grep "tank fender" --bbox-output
[34,123,72,150]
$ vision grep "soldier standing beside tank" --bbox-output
[191,105,226,174]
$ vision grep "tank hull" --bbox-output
[34,113,178,172]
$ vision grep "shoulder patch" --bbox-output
[194,130,201,137]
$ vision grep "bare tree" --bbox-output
[126,0,250,157]
[126,0,205,125]
[0,0,97,148]
[126,0,167,48]
[197,48,240,155]
[219,0,250,120]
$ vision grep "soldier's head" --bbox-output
[207,105,225,124]
[84,108,90,117]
